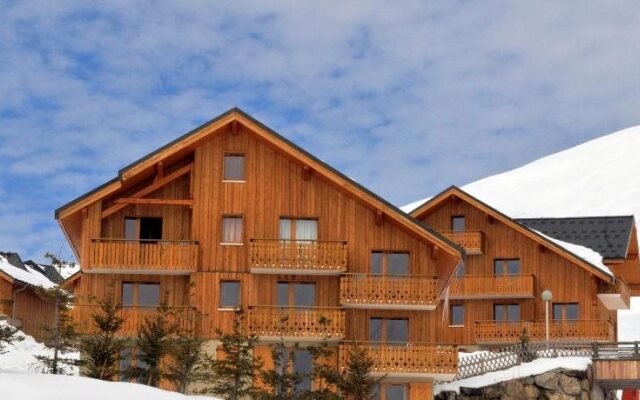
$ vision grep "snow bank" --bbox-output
[0,255,56,289]
[0,321,79,374]
[435,357,591,394]
[0,372,217,400]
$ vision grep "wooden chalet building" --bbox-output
[56,108,467,399]
[408,186,634,348]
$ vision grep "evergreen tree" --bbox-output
[256,340,306,400]
[79,281,126,380]
[199,309,263,399]
[125,299,178,387]
[300,316,341,400]
[334,342,381,400]
[0,320,24,354]
[35,253,80,375]
[167,306,207,394]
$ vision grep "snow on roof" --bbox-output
[532,229,613,278]
[0,255,56,289]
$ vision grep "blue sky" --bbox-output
[1,1,639,262]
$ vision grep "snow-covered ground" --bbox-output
[436,357,591,394]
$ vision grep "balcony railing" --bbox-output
[248,239,348,275]
[339,343,458,381]
[88,239,198,274]
[71,305,195,336]
[597,277,631,310]
[340,274,439,310]
[247,306,345,341]
[440,231,484,255]
[474,320,615,344]
[448,275,535,299]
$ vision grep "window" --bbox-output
[220,281,241,309]
[455,263,465,277]
[123,217,163,241]
[494,304,520,321]
[223,154,245,181]
[553,303,579,320]
[279,218,318,241]
[494,259,521,275]
[450,304,464,326]
[122,282,160,307]
[119,348,132,382]
[277,282,316,307]
[369,318,408,344]
[222,216,243,244]
[451,216,465,232]
[372,384,408,400]
[293,350,313,392]
[370,251,409,275]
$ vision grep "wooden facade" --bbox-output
[56,109,464,397]
[410,187,622,347]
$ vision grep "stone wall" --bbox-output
[436,368,616,400]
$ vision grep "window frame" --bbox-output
[451,216,466,232]
[552,302,580,321]
[368,317,409,344]
[449,304,464,327]
[493,258,521,276]
[219,280,241,310]
[276,281,316,307]
[493,303,521,322]
[121,281,161,308]
[223,153,245,182]
[279,217,318,241]
[221,215,244,245]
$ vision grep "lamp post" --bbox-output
[541,290,553,342]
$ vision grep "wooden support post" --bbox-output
[231,120,239,136]
[375,210,384,225]
[432,245,439,260]
[154,161,164,182]
[303,165,312,181]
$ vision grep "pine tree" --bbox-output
[125,299,178,387]
[35,253,80,375]
[256,340,306,400]
[0,320,24,354]
[79,281,126,380]
[334,342,381,400]
[167,306,207,394]
[199,309,263,399]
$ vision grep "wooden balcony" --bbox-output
[448,275,535,300]
[340,274,439,310]
[598,277,631,310]
[247,306,345,342]
[87,239,198,274]
[440,231,484,255]
[474,320,615,344]
[72,305,195,336]
[248,239,348,275]
[339,343,458,382]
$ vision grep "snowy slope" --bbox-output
[403,125,640,224]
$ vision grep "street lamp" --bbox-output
[541,290,553,341]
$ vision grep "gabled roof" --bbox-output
[55,107,463,260]
[517,216,635,260]
[410,186,614,281]
[0,252,57,288]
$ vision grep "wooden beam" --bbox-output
[101,163,193,219]
[375,210,384,225]
[154,161,164,182]
[303,165,312,181]
[113,198,194,206]
[231,120,239,136]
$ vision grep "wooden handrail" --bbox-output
[474,320,614,343]
[340,274,439,307]
[440,231,484,254]
[247,306,346,339]
[87,239,198,271]
[249,239,348,273]
[91,238,198,244]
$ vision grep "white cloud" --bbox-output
[0,1,639,261]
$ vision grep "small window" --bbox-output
[224,154,245,181]
[119,348,132,382]
[455,263,465,277]
[140,217,163,242]
[450,304,464,326]
[277,282,316,307]
[222,216,243,244]
[370,251,409,275]
[494,303,520,321]
[122,282,135,306]
[369,318,408,344]
[451,216,465,232]
[385,385,408,400]
[293,350,313,392]
[138,283,160,307]
[553,303,579,320]
[494,259,521,275]
[279,218,318,241]
[220,281,241,309]
[124,218,138,240]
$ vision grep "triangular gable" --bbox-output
[410,186,614,282]
[56,108,463,260]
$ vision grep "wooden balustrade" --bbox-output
[247,306,345,341]
[474,320,615,344]
[448,275,535,299]
[440,231,484,255]
[339,343,458,379]
[88,239,198,273]
[597,276,631,310]
[340,274,439,310]
[71,305,195,336]
[249,239,348,274]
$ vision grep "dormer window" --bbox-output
[223,154,245,181]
